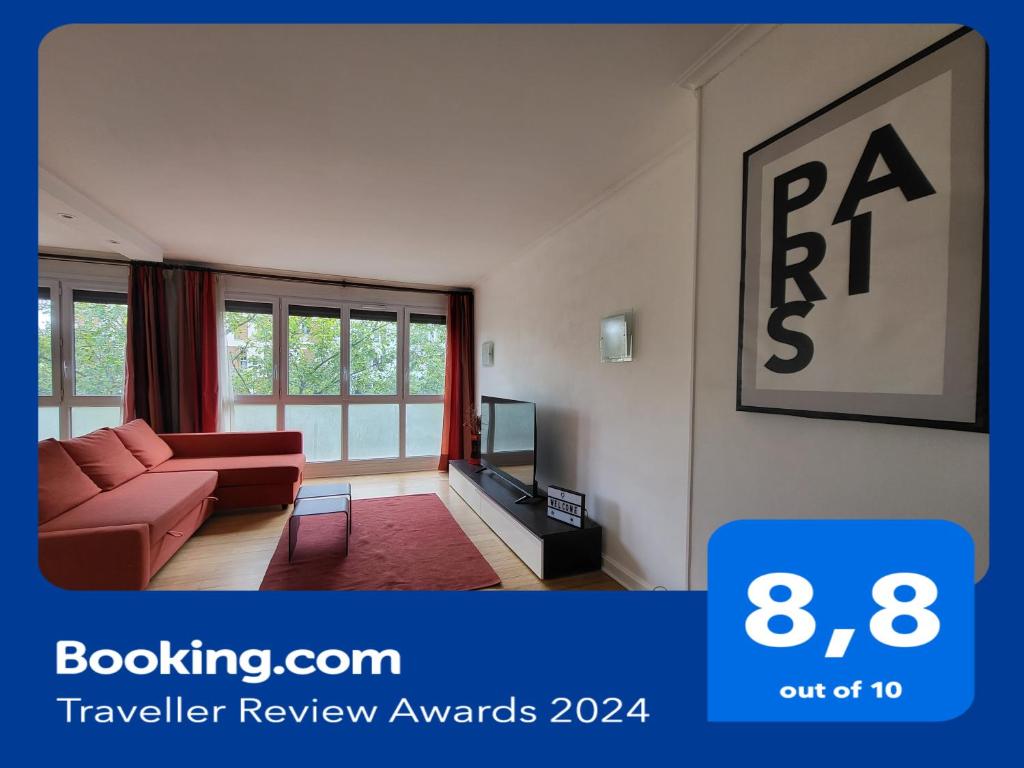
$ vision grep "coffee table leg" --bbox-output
[289,516,298,562]
[344,510,350,556]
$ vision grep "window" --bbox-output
[38,286,59,440]
[349,309,398,396]
[233,404,278,432]
[221,294,447,465]
[282,304,343,461]
[405,313,446,457]
[349,403,400,459]
[72,290,127,396]
[70,290,127,436]
[71,406,124,438]
[223,299,278,433]
[224,300,274,396]
[408,314,446,395]
[38,281,129,440]
[38,288,53,397]
[38,407,60,442]
[286,404,343,462]
[406,402,444,457]
[288,305,341,395]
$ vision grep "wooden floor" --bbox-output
[148,470,624,591]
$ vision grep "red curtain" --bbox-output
[439,292,475,470]
[177,270,219,432]
[125,264,174,432]
[125,264,219,433]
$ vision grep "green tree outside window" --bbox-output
[408,321,446,395]
[350,317,399,395]
[224,310,274,395]
[288,314,341,395]
[39,298,52,395]
[73,301,127,396]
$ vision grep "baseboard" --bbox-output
[601,555,653,591]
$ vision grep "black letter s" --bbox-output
[765,301,815,374]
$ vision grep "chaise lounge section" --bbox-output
[151,430,305,512]
[38,421,304,590]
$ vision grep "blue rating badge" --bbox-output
[707,520,974,722]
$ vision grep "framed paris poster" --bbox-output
[737,27,987,432]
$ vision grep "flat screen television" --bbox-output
[480,395,537,500]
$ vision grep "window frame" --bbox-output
[403,308,447,458]
[37,280,61,440]
[346,303,403,401]
[405,308,448,402]
[221,292,447,469]
[224,292,281,409]
[38,280,60,406]
[39,276,129,440]
[285,297,345,400]
[283,296,345,462]
[345,302,404,461]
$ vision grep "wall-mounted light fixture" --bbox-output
[600,311,633,363]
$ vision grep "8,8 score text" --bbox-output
[747,572,936,706]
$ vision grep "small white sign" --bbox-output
[546,486,585,528]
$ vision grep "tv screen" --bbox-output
[480,396,536,497]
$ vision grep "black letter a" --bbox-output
[833,123,936,224]
[833,124,936,296]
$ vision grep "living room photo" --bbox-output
[36,23,989,593]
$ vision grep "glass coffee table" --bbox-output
[288,486,353,562]
[296,482,352,501]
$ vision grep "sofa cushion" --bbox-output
[60,429,147,490]
[39,470,218,542]
[112,419,173,468]
[150,453,304,487]
[38,440,102,524]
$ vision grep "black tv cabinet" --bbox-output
[448,460,602,579]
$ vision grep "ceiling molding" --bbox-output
[39,167,164,262]
[675,24,777,90]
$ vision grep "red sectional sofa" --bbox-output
[38,421,304,590]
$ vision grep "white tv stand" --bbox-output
[447,460,602,580]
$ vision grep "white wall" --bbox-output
[475,130,698,590]
[689,24,989,588]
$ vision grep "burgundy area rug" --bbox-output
[259,493,500,591]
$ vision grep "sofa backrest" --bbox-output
[38,440,102,525]
[59,429,147,491]
[159,430,303,458]
[112,419,174,468]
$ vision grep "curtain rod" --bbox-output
[37,253,471,297]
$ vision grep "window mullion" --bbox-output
[399,307,408,458]
[276,297,284,430]
[59,281,72,438]
[342,305,350,461]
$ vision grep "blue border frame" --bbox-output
[4,7,1017,765]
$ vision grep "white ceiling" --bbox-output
[39,24,731,286]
